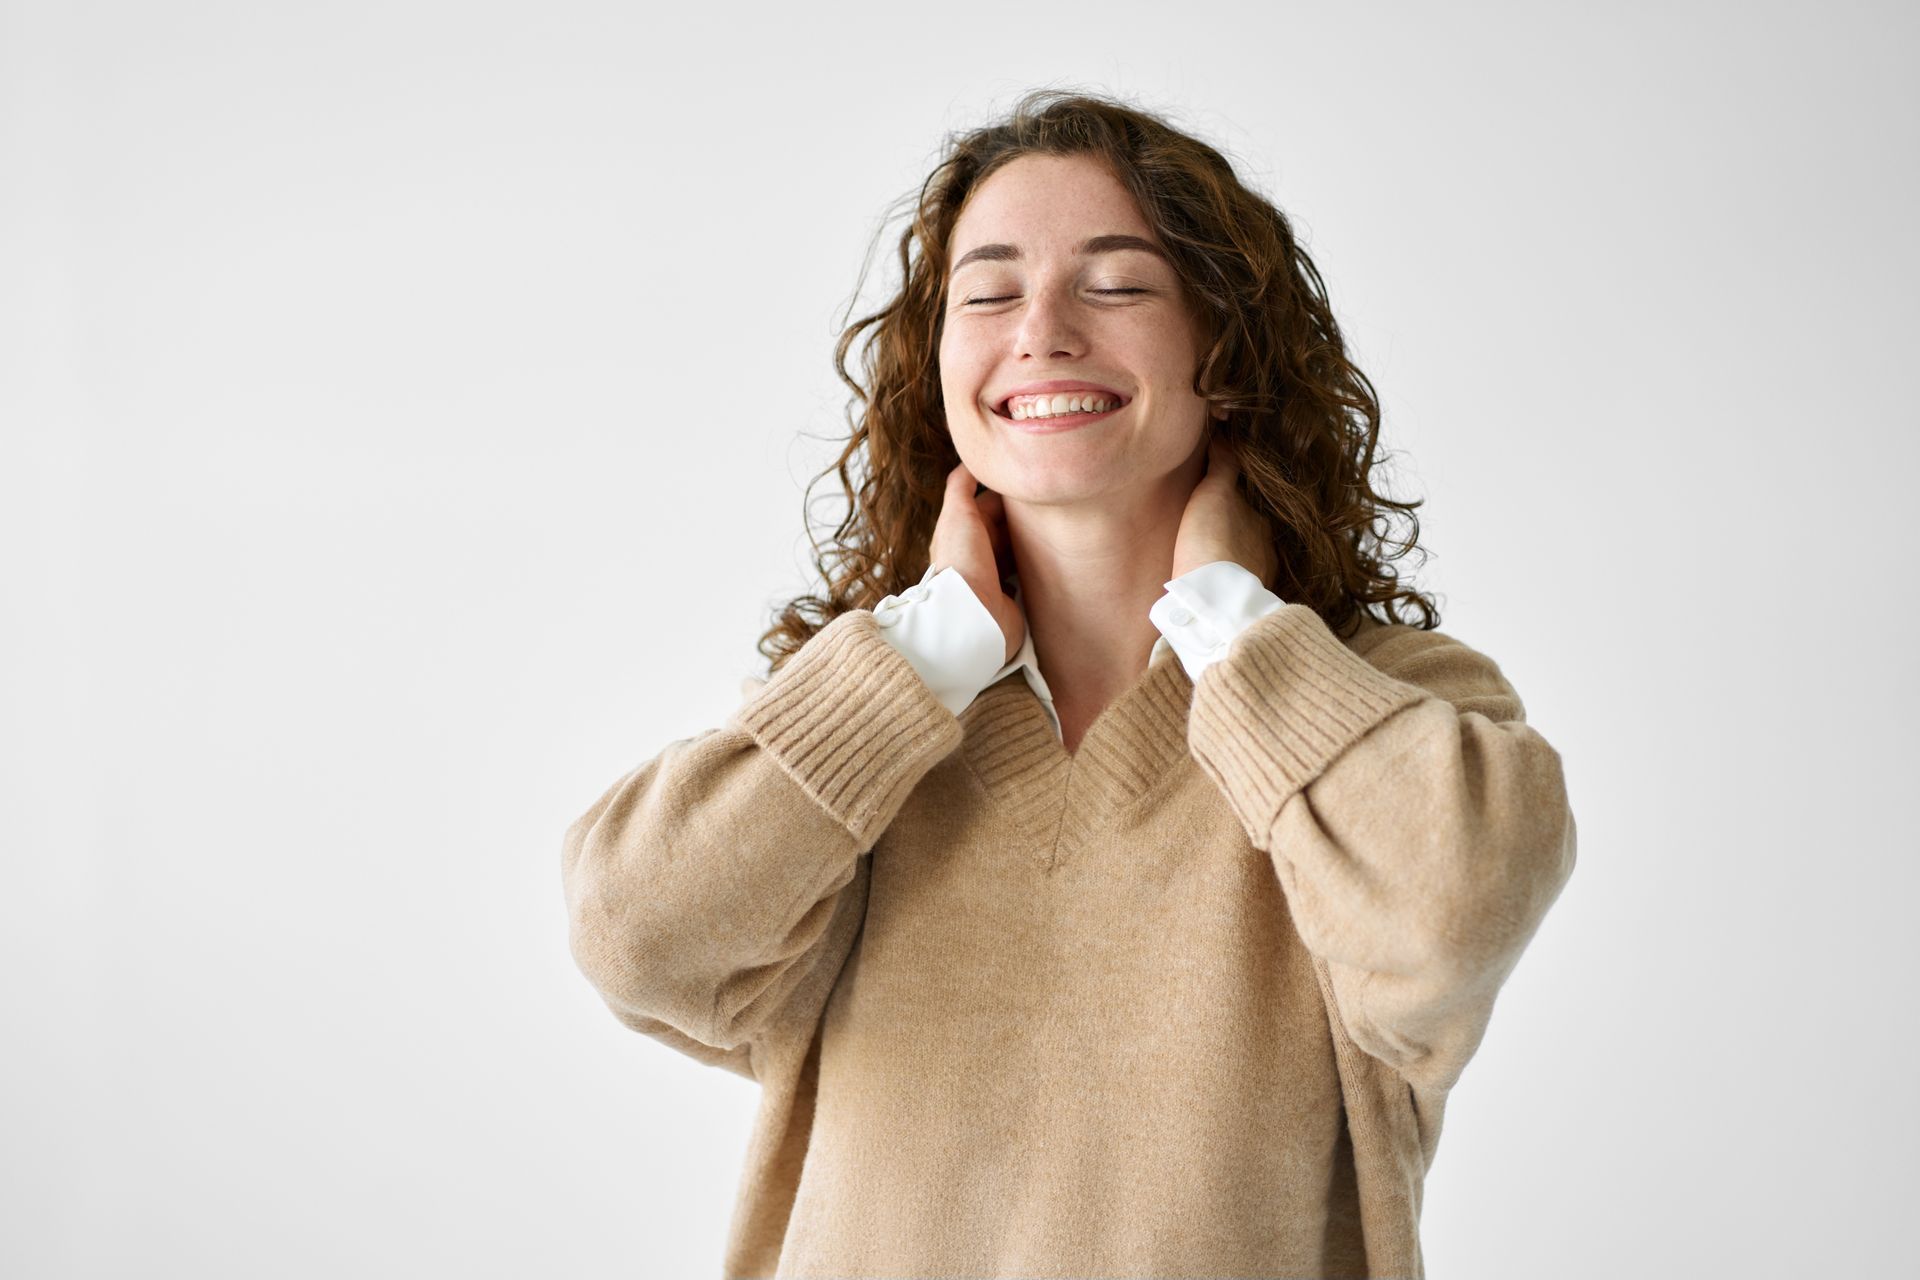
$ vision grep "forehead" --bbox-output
[949,153,1155,256]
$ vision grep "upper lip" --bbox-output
[991,380,1130,416]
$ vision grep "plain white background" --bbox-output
[5,1,1914,1276]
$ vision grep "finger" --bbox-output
[933,463,978,573]
[1197,435,1222,483]
[975,488,1007,538]
[1212,438,1246,489]
[976,490,1017,578]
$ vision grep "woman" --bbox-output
[562,89,1577,1279]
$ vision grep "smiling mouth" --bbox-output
[991,394,1132,421]
[992,403,1127,433]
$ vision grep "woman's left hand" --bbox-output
[1171,435,1281,588]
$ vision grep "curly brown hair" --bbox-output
[756,87,1439,677]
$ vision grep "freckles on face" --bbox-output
[934,153,1212,470]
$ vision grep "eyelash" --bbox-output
[961,288,1149,306]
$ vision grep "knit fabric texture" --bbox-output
[561,599,1578,1278]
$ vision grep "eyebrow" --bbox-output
[948,233,1170,274]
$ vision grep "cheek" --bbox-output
[936,338,973,398]
[1102,319,1186,382]
[940,357,994,415]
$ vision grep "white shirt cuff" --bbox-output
[869,564,1007,718]
[1147,560,1286,683]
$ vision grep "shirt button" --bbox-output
[905,584,931,602]
[1166,604,1194,626]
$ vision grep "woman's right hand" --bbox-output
[929,462,1026,666]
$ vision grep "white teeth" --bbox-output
[1006,392,1121,420]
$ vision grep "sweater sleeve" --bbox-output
[560,607,964,1082]
[1185,604,1578,1106]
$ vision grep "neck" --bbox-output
[1004,443,1207,721]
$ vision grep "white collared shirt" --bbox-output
[859,560,1287,743]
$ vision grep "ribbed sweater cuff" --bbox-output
[1188,603,1429,836]
[731,608,964,848]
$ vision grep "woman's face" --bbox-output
[936,151,1215,505]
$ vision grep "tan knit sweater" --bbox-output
[560,598,1578,1278]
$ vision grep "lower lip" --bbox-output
[996,403,1126,434]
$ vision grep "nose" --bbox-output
[1013,281,1086,362]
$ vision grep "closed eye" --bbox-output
[962,288,1149,306]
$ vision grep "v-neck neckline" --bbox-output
[957,644,1195,873]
